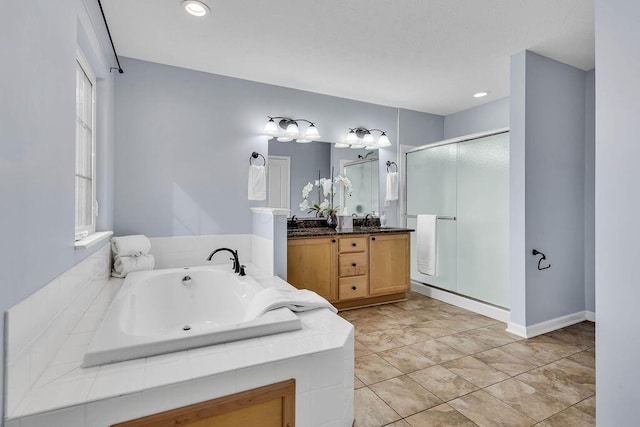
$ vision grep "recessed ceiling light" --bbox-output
[182,0,210,17]
[473,91,489,98]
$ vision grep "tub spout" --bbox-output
[207,248,241,274]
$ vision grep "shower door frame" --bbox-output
[403,127,510,306]
[403,127,509,221]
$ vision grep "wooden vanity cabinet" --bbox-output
[288,233,410,309]
[337,236,368,300]
[287,237,338,302]
[369,233,410,296]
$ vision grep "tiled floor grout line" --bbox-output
[348,293,595,426]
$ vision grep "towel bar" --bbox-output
[249,152,266,166]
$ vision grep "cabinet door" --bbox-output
[287,238,338,301]
[369,234,410,296]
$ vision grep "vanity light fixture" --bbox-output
[473,91,489,98]
[339,127,391,150]
[182,0,210,17]
[263,116,321,143]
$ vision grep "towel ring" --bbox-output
[386,161,398,172]
[249,152,266,166]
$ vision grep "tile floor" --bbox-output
[340,291,595,427]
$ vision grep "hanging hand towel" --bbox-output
[417,214,437,276]
[386,171,399,201]
[248,164,267,201]
[111,235,151,258]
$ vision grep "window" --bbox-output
[75,51,96,240]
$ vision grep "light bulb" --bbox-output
[182,0,210,17]
[263,118,279,137]
[334,142,349,148]
[296,139,312,143]
[285,122,299,138]
[304,124,320,140]
[377,133,391,147]
[277,137,293,142]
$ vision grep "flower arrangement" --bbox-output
[299,174,353,217]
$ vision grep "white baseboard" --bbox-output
[410,281,510,323]
[507,310,596,339]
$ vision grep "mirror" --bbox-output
[267,139,380,217]
[342,157,379,216]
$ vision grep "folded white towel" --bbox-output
[248,164,267,201]
[386,172,399,201]
[111,235,151,258]
[417,214,438,276]
[112,254,155,278]
[243,288,337,321]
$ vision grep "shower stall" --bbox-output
[405,129,510,308]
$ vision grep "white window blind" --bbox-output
[75,52,96,240]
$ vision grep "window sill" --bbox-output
[74,231,113,250]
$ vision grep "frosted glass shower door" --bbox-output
[456,133,510,307]
[406,144,457,292]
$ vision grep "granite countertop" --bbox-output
[287,226,414,238]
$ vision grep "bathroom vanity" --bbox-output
[287,223,412,310]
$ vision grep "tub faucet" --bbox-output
[207,248,241,274]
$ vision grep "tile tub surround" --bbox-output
[148,234,253,270]
[5,244,112,416]
[5,263,354,427]
[348,291,595,426]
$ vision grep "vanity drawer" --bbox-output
[338,253,368,277]
[339,276,368,300]
[339,237,367,253]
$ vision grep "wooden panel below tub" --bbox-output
[334,292,407,311]
[113,379,295,427]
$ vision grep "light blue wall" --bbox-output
[114,58,401,235]
[399,108,445,146]
[584,69,595,314]
[595,0,640,423]
[0,0,115,420]
[510,51,587,327]
[268,140,331,216]
[444,97,510,139]
[509,52,528,326]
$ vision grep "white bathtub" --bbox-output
[83,266,302,367]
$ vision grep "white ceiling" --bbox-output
[103,0,594,116]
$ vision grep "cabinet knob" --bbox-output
[371,237,376,241]
[352,263,357,267]
[332,239,336,243]
[352,242,357,247]
[351,286,357,290]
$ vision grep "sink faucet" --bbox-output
[364,213,372,227]
[206,248,241,274]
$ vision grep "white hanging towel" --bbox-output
[243,288,337,321]
[248,164,267,200]
[417,214,438,276]
[386,171,399,201]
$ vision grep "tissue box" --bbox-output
[338,215,353,230]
